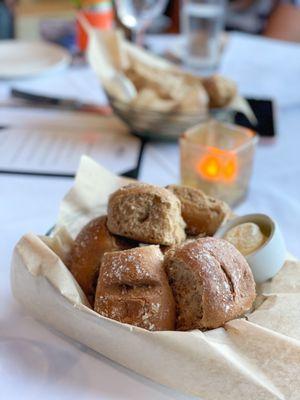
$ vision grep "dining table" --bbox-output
[1,32,300,400]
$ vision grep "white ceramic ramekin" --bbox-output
[214,214,287,284]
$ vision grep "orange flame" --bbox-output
[196,148,238,183]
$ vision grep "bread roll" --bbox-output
[202,75,237,108]
[164,237,256,330]
[167,184,230,236]
[107,183,186,245]
[68,216,135,305]
[94,245,176,331]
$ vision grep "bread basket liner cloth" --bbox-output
[11,156,300,400]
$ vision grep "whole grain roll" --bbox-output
[167,184,230,236]
[107,183,186,246]
[94,245,176,331]
[164,237,256,330]
[68,216,135,305]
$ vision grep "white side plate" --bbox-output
[0,40,71,79]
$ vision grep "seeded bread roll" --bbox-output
[164,237,256,330]
[94,245,176,331]
[107,183,186,245]
[68,216,135,305]
[202,75,237,108]
[167,184,230,236]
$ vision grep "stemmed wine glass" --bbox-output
[114,0,169,45]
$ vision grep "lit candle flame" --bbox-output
[196,148,238,183]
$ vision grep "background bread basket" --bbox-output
[79,24,255,141]
[11,156,300,400]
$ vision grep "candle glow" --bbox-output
[196,147,238,183]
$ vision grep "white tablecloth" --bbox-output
[1,33,300,400]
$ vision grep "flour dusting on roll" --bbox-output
[164,237,256,330]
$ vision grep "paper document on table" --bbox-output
[0,127,141,175]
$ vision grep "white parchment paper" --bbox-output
[11,156,300,400]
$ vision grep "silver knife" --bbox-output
[9,88,112,115]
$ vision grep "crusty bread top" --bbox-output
[167,184,230,236]
[101,245,164,287]
[164,237,256,329]
[94,245,176,331]
[68,216,135,304]
[107,183,186,245]
[109,183,182,207]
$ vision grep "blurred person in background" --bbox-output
[167,0,300,42]
[0,0,16,39]
[227,0,300,41]
[1,0,300,42]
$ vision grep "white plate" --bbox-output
[0,40,71,79]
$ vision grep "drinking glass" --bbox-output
[114,0,169,45]
[181,0,226,71]
[180,120,258,206]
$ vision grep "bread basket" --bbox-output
[11,157,300,400]
[108,95,235,141]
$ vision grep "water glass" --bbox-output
[114,0,168,45]
[181,0,226,71]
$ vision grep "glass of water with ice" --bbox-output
[181,0,226,72]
